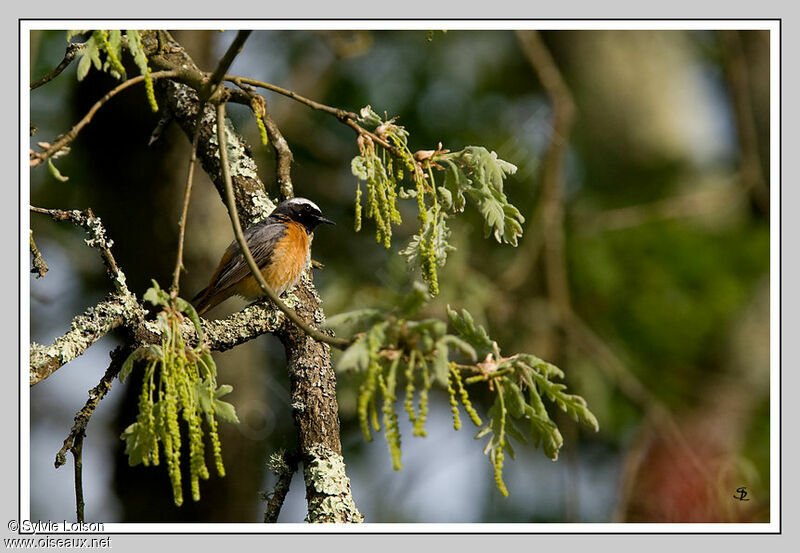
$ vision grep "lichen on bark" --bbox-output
[304,444,363,523]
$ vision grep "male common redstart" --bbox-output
[192,197,334,315]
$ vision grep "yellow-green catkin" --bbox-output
[354,182,363,232]
[207,415,225,477]
[160,354,183,506]
[377,361,403,470]
[413,358,430,437]
[144,65,158,112]
[137,363,158,466]
[447,367,462,431]
[94,30,125,77]
[357,354,380,441]
[403,351,417,425]
[453,367,482,426]
[252,101,268,146]
[493,447,509,497]
[493,392,509,496]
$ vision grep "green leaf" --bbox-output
[437,335,477,362]
[358,105,382,126]
[125,30,148,76]
[213,399,239,424]
[47,159,69,182]
[143,280,169,307]
[66,30,89,42]
[502,378,526,419]
[121,422,151,466]
[397,281,431,317]
[323,308,384,335]
[336,336,370,373]
[351,156,369,180]
[215,384,233,398]
[437,186,453,210]
[75,34,102,81]
[119,345,162,382]
[175,297,204,341]
[477,193,505,242]
[446,306,494,359]
[195,381,214,414]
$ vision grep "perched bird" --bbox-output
[192,197,335,315]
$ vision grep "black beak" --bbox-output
[317,216,335,226]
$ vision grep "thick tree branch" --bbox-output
[217,103,352,350]
[30,295,138,387]
[146,32,362,522]
[170,31,252,297]
[30,207,143,386]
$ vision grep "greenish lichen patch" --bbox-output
[209,118,260,181]
[249,192,275,223]
[30,296,132,385]
[305,444,351,495]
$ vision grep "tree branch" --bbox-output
[171,30,253,298]
[262,450,299,523]
[30,206,143,386]
[30,71,180,167]
[54,345,132,522]
[29,229,48,278]
[513,30,575,316]
[216,101,351,350]
[718,30,770,217]
[145,31,362,522]
[30,295,137,387]
[30,43,83,91]
[230,80,294,200]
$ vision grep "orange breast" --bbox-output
[263,222,309,296]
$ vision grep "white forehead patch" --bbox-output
[286,197,321,212]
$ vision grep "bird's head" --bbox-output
[271,197,335,233]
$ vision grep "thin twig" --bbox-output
[226,74,419,174]
[170,123,200,296]
[170,32,252,297]
[512,30,575,313]
[203,31,252,101]
[29,229,49,278]
[55,345,130,524]
[72,431,85,523]
[30,43,83,91]
[718,30,770,217]
[30,206,128,295]
[231,81,294,200]
[30,70,180,167]
[578,184,739,233]
[215,102,352,350]
[263,450,299,523]
[226,75,356,120]
[55,346,129,469]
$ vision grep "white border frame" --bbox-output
[20,19,781,534]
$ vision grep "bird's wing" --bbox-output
[209,220,288,294]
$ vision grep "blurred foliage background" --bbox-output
[29,28,771,523]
